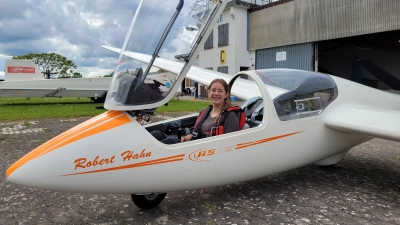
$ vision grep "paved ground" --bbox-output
[0,115,399,225]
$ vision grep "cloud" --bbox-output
[0,0,142,78]
[76,67,114,78]
[0,53,12,79]
[0,0,201,79]
[0,54,12,61]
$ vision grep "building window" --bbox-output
[217,66,228,74]
[218,23,229,47]
[204,30,213,50]
[240,67,249,79]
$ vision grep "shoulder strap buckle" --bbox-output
[192,131,199,138]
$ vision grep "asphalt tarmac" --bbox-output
[1,116,399,225]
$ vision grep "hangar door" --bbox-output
[256,43,316,71]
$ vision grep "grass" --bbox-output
[156,98,210,113]
[0,97,106,120]
[0,97,210,121]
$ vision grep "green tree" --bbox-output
[57,74,70,78]
[71,72,82,78]
[12,53,78,79]
[58,72,82,79]
[104,72,113,77]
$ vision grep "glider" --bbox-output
[6,0,400,209]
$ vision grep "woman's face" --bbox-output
[209,82,228,106]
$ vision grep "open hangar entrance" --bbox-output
[250,0,400,93]
[255,30,400,93]
[318,30,400,92]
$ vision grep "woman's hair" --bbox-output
[208,78,231,122]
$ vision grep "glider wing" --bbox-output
[102,46,288,99]
[325,105,400,142]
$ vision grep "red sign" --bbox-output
[7,66,36,74]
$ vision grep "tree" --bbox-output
[58,72,82,79]
[104,72,113,77]
[71,72,82,78]
[12,53,78,79]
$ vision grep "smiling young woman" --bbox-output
[207,78,231,121]
[151,78,240,144]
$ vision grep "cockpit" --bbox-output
[104,0,224,112]
[103,0,338,132]
[247,69,338,121]
[111,68,165,106]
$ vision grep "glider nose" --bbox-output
[6,110,132,187]
[6,161,32,186]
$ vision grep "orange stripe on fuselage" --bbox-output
[62,132,304,176]
[6,111,131,177]
[12,110,121,164]
[7,111,122,175]
[36,113,131,158]
[236,131,303,150]
[61,154,186,176]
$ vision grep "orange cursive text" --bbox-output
[121,149,152,161]
[74,155,115,170]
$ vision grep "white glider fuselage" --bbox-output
[8,70,397,194]
[5,0,400,196]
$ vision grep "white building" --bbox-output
[187,1,258,98]
[198,1,255,75]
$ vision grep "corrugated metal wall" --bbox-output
[256,43,314,71]
[250,0,400,50]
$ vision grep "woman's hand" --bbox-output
[181,134,193,142]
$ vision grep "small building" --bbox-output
[5,59,44,81]
[199,0,257,75]
[193,0,261,97]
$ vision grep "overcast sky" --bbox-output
[0,0,196,79]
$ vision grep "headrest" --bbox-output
[241,98,263,117]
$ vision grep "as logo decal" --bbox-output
[188,149,215,162]
[187,145,237,162]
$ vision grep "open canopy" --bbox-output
[104,0,225,111]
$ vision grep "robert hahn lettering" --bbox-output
[74,149,152,170]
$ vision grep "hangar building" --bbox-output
[194,0,400,96]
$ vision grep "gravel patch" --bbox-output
[0,115,399,224]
